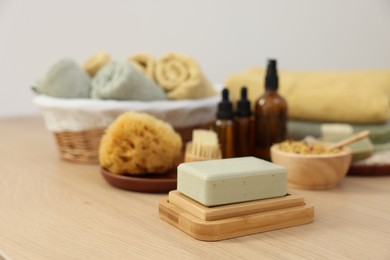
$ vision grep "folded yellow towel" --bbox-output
[128,52,156,80]
[82,51,111,77]
[155,52,217,100]
[225,68,390,124]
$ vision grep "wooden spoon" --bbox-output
[328,130,371,150]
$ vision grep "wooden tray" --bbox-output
[168,190,305,221]
[101,168,177,193]
[159,191,314,241]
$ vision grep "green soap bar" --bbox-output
[177,157,287,207]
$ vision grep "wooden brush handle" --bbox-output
[328,130,370,150]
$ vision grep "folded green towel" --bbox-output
[288,120,390,145]
[373,142,390,151]
[91,60,166,101]
[32,58,91,98]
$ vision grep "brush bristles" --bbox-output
[185,129,222,162]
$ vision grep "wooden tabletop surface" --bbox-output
[1,117,390,259]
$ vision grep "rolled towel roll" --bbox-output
[128,52,156,80]
[82,51,111,77]
[91,60,166,101]
[155,52,217,100]
[32,58,90,98]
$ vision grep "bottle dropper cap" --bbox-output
[265,59,278,90]
[236,86,251,117]
[217,88,234,119]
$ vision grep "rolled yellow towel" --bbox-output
[225,68,390,124]
[128,52,156,81]
[155,52,217,100]
[82,51,111,77]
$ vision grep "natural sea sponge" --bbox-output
[99,112,182,175]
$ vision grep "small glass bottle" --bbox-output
[255,59,288,160]
[234,87,255,157]
[215,88,235,158]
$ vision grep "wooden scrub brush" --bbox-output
[184,129,222,162]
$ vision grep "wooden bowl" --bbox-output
[270,144,352,190]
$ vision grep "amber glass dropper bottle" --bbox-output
[234,87,255,157]
[254,59,287,160]
[215,88,235,158]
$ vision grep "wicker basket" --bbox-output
[34,95,219,164]
[54,128,105,164]
[53,123,213,164]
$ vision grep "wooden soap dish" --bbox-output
[159,191,314,241]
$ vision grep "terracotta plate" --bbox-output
[101,168,177,193]
[348,164,390,176]
[348,151,390,176]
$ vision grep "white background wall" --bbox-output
[1,0,390,118]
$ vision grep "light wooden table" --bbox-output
[1,117,390,259]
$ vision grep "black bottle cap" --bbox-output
[265,59,278,90]
[217,88,234,119]
[236,86,251,117]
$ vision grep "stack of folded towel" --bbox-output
[288,120,390,161]
[225,68,390,162]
